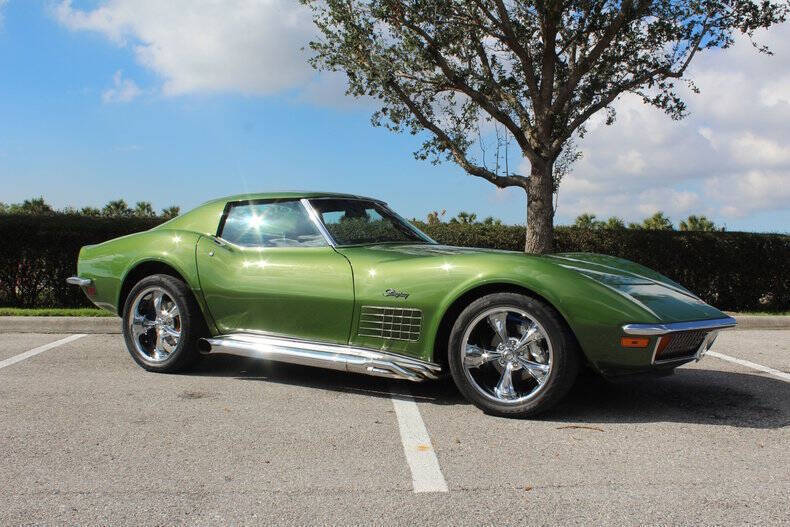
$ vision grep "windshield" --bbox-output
[309,199,435,246]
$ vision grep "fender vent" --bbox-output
[358,306,422,342]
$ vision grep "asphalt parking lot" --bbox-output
[1,329,788,525]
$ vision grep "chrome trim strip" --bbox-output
[199,333,441,382]
[300,198,336,247]
[66,276,92,287]
[622,317,737,336]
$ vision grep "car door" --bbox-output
[196,199,354,345]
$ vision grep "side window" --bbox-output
[220,201,326,248]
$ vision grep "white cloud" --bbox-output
[0,0,8,28]
[54,0,317,96]
[52,1,790,227]
[549,24,790,226]
[102,70,142,103]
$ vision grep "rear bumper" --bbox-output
[66,276,93,287]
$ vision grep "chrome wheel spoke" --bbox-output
[461,306,554,404]
[127,286,180,363]
[487,312,509,344]
[162,303,179,319]
[518,357,549,385]
[152,290,164,316]
[160,325,180,339]
[131,313,156,338]
[527,341,548,363]
[463,344,501,368]
[493,362,517,399]
[514,322,541,352]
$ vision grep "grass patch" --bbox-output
[0,307,114,317]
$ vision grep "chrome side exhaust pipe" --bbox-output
[198,333,442,382]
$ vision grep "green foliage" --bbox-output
[102,199,132,218]
[0,214,162,308]
[1,214,787,312]
[0,307,113,317]
[450,211,477,225]
[134,201,156,218]
[573,214,626,230]
[0,197,54,215]
[161,206,180,219]
[641,211,674,231]
[303,0,787,252]
[80,206,101,216]
[426,209,446,225]
[679,215,722,232]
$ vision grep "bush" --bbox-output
[0,214,163,308]
[1,214,787,312]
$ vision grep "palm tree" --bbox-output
[102,199,131,217]
[80,206,101,216]
[679,215,721,232]
[452,211,477,225]
[482,216,502,226]
[161,206,180,220]
[641,212,674,231]
[18,197,53,215]
[134,201,155,218]
[573,213,600,229]
[603,217,625,230]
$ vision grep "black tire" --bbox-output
[121,274,206,373]
[447,292,580,418]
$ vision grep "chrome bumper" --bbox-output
[622,317,737,365]
[622,316,737,336]
[66,276,93,287]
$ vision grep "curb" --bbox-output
[0,314,788,334]
[0,316,122,334]
[729,315,790,330]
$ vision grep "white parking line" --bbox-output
[707,351,790,382]
[390,387,449,493]
[0,334,86,370]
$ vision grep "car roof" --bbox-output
[203,191,383,205]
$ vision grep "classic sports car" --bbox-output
[68,192,735,417]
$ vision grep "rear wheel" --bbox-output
[121,274,204,373]
[447,292,580,418]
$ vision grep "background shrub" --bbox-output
[1,214,787,312]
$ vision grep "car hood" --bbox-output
[546,252,726,322]
[339,244,726,323]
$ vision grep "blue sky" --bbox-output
[1,1,789,231]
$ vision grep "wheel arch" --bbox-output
[430,281,584,368]
[116,260,215,333]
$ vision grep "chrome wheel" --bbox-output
[128,286,181,363]
[461,306,553,404]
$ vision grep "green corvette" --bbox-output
[68,192,735,417]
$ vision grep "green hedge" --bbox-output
[1,214,787,311]
[0,214,162,308]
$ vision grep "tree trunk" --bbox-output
[525,161,554,254]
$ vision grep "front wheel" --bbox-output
[122,274,204,373]
[447,292,580,418]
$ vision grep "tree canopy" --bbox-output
[303,0,788,252]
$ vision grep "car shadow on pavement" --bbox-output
[193,354,789,429]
